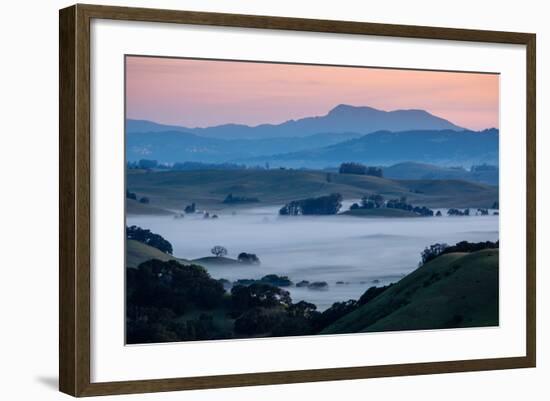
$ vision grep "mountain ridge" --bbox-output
[127,104,465,139]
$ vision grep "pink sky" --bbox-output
[126,56,499,131]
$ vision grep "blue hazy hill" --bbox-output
[126,104,463,140]
[126,131,362,163]
[240,129,499,168]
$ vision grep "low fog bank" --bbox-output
[128,205,498,310]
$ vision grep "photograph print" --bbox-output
[125,56,499,344]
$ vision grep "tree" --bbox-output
[126,189,137,200]
[420,243,449,265]
[184,202,196,213]
[211,245,228,257]
[339,162,367,175]
[366,166,383,177]
[279,193,342,216]
[138,159,158,169]
[238,252,261,265]
[231,283,292,310]
[139,197,150,204]
[126,225,173,254]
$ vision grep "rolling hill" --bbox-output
[322,249,499,334]
[126,169,499,212]
[383,162,499,185]
[126,239,189,268]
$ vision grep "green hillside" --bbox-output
[126,239,189,268]
[322,249,499,334]
[192,256,240,267]
[126,198,174,215]
[126,169,498,212]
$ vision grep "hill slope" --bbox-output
[126,239,189,268]
[126,169,499,211]
[322,249,499,334]
[383,162,499,186]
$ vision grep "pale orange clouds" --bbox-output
[126,56,499,131]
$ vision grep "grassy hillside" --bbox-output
[126,169,498,212]
[126,198,174,215]
[384,161,498,185]
[126,239,189,268]
[322,249,499,334]
[192,256,240,267]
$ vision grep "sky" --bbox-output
[126,56,499,131]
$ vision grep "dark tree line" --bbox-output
[350,194,434,216]
[223,193,260,204]
[339,162,383,177]
[126,189,150,204]
[280,193,343,216]
[420,240,499,265]
[126,258,394,343]
[126,225,173,254]
[126,259,227,343]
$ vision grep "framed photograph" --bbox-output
[59,4,536,397]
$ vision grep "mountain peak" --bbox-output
[328,104,380,116]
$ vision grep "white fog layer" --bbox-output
[128,206,498,310]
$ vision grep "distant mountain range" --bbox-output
[127,104,463,140]
[126,104,497,168]
[127,131,362,163]
[246,129,499,168]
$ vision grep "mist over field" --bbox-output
[127,205,498,310]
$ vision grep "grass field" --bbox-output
[322,249,499,334]
[126,239,189,268]
[126,169,498,213]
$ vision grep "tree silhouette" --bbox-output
[211,245,228,257]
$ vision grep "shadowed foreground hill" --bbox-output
[322,249,499,334]
[126,239,189,268]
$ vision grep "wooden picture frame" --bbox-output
[59,3,536,397]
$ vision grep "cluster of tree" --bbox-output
[211,245,228,257]
[223,193,260,204]
[339,162,383,177]
[350,195,434,216]
[233,274,291,287]
[420,240,499,265]
[237,252,261,265]
[203,212,219,219]
[470,163,498,172]
[126,259,229,343]
[447,208,470,216]
[279,193,343,216]
[296,280,328,290]
[126,189,137,200]
[126,189,150,204]
[172,161,247,171]
[126,225,173,254]
[350,194,385,209]
[184,202,196,213]
[126,258,396,343]
[126,159,160,170]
